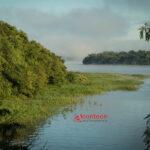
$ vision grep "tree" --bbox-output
[139,22,150,41]
[0,21,68,98]
[82,50,150,65]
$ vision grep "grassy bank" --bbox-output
[0,73,144,127]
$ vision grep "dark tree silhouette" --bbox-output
[139,22,150,41]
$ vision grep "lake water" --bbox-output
[22,62,150,150]
[65,61,150,75]
[7,62,150,150]
[26,79,150,150]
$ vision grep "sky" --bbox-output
[0,0,149,60]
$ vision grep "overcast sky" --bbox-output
[0,0,149,60]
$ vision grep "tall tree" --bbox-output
[139,22,150,41]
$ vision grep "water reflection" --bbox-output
[144,114,150,150]
[0,104,78,150]
[23,79,150,150]
[0,108,28,150]
[0,122,28,150]
[0,79,150,150]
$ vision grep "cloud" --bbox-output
[103,0,150,23]
[0,2,147,60]
[126,0,150,11]
[0,8,128,37]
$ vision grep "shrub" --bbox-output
[67,72,88,84]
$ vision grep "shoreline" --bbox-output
[0,72,145,127]
[0,72,146,148]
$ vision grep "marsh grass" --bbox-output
[0,73,144,127]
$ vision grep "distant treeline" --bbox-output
[83,50,150,65]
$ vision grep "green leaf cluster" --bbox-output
[0,21,67,98]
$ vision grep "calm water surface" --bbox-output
[65,61,150,74]
[26,79,150,150]
[25,62,150,149]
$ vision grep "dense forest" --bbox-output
[83,50,150,65]
[0,21,71,98]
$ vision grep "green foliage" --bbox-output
[67,72,76,83]
[0,73,144,125]
[139,22,150,41]
[83,50,150,65]
[0,21,67,98]
[0,72,144,142]
[67,72,88,83]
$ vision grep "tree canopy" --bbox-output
[83,50,150,65]
[0,21,67,98]
[139,22,150,41]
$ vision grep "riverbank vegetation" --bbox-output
[83,50,150,65]
[0,73,144,126]
[0,21,145,141]
[0,73,145,149]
